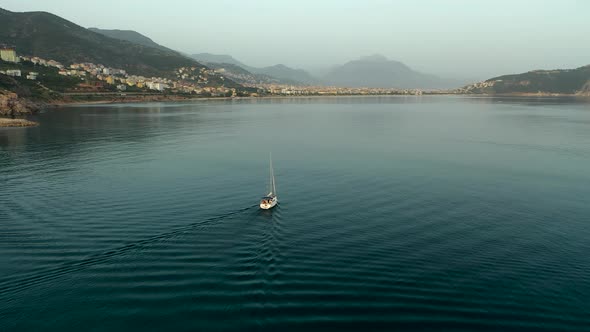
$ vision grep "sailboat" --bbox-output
[260,153,278,210]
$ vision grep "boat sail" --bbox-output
[260,153,278,210]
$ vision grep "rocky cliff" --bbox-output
[0,90,40,117]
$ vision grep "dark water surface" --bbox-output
[1,96,589,331]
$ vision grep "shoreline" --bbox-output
[0,117,38,127]
[49,93,590,108]
[5,93,589,127]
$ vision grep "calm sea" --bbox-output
[1,96,589,331]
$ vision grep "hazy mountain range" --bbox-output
[189,53,248,68]
[87,26,462,88]
[190,53,319,85]
[324,54,462,89]
[2,7,589,93]
[190,53,463,88]
[0,7,465,89]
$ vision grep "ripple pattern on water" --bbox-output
[1,97,590,331]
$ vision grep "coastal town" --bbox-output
[252,83,423,96]
[1,45,239,97]
[1,45,426,100]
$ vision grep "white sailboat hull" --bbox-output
[260,196,278,210]
[260,153,278,210]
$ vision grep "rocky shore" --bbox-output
[0,91,40,116]
[0,118,38,127]
[0,91,41,127]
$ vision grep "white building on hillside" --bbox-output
[27,72,39,80]
[6,69,21,77]
[0,48,19,63]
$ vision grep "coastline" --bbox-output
[53,92,590,107]
[2,92,589,127]
[0,117,38,127]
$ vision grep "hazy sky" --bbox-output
[2,0,590,79]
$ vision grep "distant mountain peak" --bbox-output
[255,64,318,85]
[269,64,289,69]
[88,28,171,52]
[324,55,456,89]
[190,54,319,85]
[359,54,389,62]
[190,53,246,67]
[90,28,146,37]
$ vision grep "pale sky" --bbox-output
[2,0,590,80]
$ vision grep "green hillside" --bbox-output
[462,65,590,94]
[89,28,173,52]
[0,8,209,79]
[0,60,81,100]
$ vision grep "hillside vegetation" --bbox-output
[461,65,590,95]
[0,8,206,78]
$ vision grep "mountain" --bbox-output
[0,8,211,79]
[324,54,455,89]
[460,65,590,95]
[191,53,248,68]
[201,62,285,85]
[88,28,171,52]
[253,64,318,85]
[190,53,318,85]
[83,32,274,87]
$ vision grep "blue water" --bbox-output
[1,96,589,331]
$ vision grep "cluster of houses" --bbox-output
[457,80,498,93]
[1,69,23,78]
[175,66,217,84]
[257,84,424,96]
[0,68,39,80]
[56,62,181,92]
[0,46,236,96]
[59,62,235,95]
[22,56,64,69]
[1,47,44,80]
[57,63,232,94]
[1,47,61,81]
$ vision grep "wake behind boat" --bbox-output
[260,154,278,210]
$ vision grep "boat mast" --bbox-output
[270,153,276,196]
